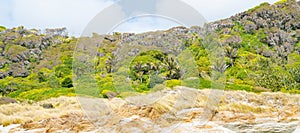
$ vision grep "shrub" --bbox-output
[147,74,164,88]
[164,79,182,88]
[133,83,149,92]
[61,77,73,88]
[48,75,60,88]
[54,65,71,78]
[98,76,116,93]
[29,57,35,63]
[37,71,47,82]
[9,88,75,101]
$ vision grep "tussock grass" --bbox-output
[1,87,299,130]
[0,96,81,126]
[218,103,274,113]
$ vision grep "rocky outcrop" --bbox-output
[0,27,67,79]
[0,97,17,105]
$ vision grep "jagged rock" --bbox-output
[211,19,235,30]
[104,91,117,99]
[9,63,30,78]
[41,103,54,109]
[0,71,11,79]
[0,97,18,105]
[263,50,273,57]
[104,35,117,42]
[0,72,5,79]
[0,58,9,69]
[244,20,257,33]
[221,28,231,34]
[127,48,140,56]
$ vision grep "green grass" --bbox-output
[164,79,182,88]
[0,26,5,32]
[225,83,255,92]
[199,78,212,89]
[274,0,288,5]
[247,2,270,13]
[5,45,28,58]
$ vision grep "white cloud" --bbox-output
[181,0,278,21]
[82,3,126,36]
[112,16,181,33]
[0,1,13,26]
[156,0,207,27]
[10,0,113,35]
[0,0,283,35]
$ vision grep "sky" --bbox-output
[0,0,279,36]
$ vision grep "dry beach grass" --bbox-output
[0,87,299,132]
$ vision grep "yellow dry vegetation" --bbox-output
[0,96,81,126]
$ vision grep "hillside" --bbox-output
[0,0,299,101]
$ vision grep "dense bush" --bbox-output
[61,77,73,88]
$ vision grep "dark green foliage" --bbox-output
[130,50,181,89]
[255,66,296,92]
[61,77,73,88]
[38,71,47,82]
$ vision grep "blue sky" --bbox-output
[0,0,279,36]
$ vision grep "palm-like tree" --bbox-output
[225,46,238,67]
[163,57,181,79]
